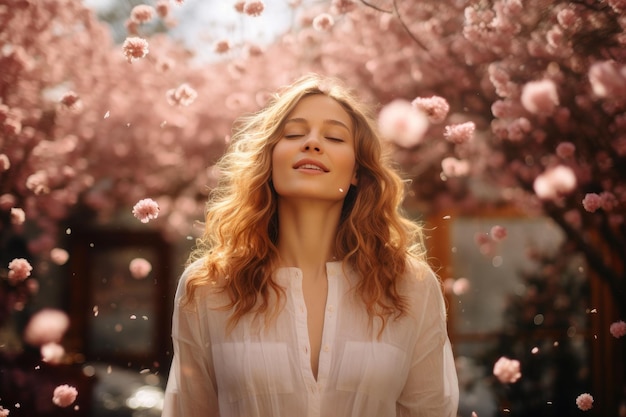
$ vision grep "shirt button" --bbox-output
[327,305,334,312]
[323,345,330,352]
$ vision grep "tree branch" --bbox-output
[359,0,429,51]
[392,0,429,51]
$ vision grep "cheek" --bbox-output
[271,142,292,178]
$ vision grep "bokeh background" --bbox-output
[1,0,625,416]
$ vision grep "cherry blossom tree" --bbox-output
[1,0,625,414]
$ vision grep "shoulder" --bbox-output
[175,258,228,311]
[401,258,442,292]
[398,258,447,316]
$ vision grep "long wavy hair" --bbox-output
[184,73,427,333]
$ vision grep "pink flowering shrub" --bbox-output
[493,356,522,383]
[52,384,78,408]
[575,393,594,411]
[132,198,160,223]
[609,320,626,338]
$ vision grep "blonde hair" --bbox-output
[185,73,427,333]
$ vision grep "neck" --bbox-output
[276,198,343,277]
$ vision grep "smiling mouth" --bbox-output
[297,163,326,172]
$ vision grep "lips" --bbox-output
[293,158,329,172]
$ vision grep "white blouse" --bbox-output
[163,260,459,417]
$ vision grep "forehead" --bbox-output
[286,94,352,130]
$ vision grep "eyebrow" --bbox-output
[285,117,352,134]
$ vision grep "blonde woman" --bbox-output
[163,74,459,417]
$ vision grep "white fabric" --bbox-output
[163,260,459,417]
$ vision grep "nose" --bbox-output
[301,132,323,153]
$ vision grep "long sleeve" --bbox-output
[162,270,220,417]
[396,269,459,417]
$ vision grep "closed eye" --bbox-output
[326,137,344,142]
[284,134,304,139]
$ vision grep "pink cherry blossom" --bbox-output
[556,8,579,28]
[599,191,618,211]
[609,320,626,338]
[50,248,70,265]
[331,0,357,14]
[0,153,10,171]
[234,0,246,13]
[214,39,231,54]
[245,43,264,58]
[313,14,334,31]
[23,308,70,346]
[452,277,470,295]
[444,122,475,144]
[556,142,575,159]
[7,258,33,284]
[59,91,82,110]
[156,0,170,18]
[166,83,198,106]
[10,207,25,225]
[412,96,450,124]
[493,356,522,383]
[588,60,626,99]
[130,5,155,24]
[521,79,559,115]
[533,165,577,200]
[582,193,602,212]
[122,37,149,63]
[132,198,160,223]
[378,99,429,148]
[52,384,78,407]
[608,0,626,12]
[490,225,507,241]
[244,1,265,17]
[441,157,470,177]
[41,342,65,364]
[0,406,8,417]
[129,258,152,279]
[25,170,50,195]
[575,393,593,411]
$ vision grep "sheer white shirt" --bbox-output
[163,260,459,417]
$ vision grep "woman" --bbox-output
[163,74,459,417]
